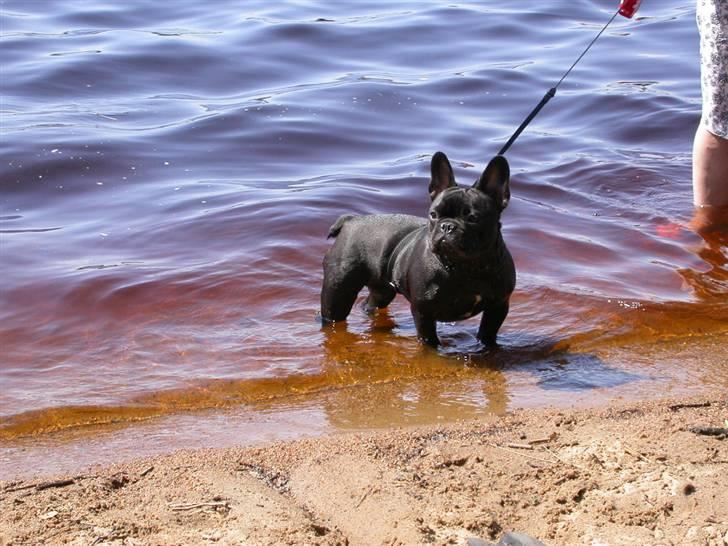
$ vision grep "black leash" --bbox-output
[498,8,621,156]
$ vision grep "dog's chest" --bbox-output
[456,293,484,320]
[431,286,486,322]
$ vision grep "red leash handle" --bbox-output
[619,0,642,18]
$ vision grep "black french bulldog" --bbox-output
[320,151,515,347]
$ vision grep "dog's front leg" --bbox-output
[476,299,509,347]
[411,306,439,346]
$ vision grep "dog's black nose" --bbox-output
[440,221,456,234]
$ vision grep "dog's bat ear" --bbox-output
[474,155,510,210]
[429,151,456,200]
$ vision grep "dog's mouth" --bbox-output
[430,228,468,259]
[430,220,495,263]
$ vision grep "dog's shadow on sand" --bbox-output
[318,315,643,430]
[464,334,643,392]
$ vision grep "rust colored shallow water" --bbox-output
[1,0,727,478]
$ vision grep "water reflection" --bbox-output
[318,311,645,429]
[320,316,509,428]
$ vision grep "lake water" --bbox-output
[1,0,726,479]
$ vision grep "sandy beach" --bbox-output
[2,395,727,546]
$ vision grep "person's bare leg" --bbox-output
[692,126,728,207]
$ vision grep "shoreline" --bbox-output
[2,395,727,545]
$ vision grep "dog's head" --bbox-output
[427,151,510,262]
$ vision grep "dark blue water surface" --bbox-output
[1,0,726,477]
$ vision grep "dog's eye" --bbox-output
[467,214,479,223]
[429,211,437,220]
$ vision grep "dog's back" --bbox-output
[321,214,425,322]
[325,214,425,273]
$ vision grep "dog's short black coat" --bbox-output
[320,151,515,347]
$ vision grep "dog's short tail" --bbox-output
[327,214,356,239]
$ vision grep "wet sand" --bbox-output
[2,395,727,546]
